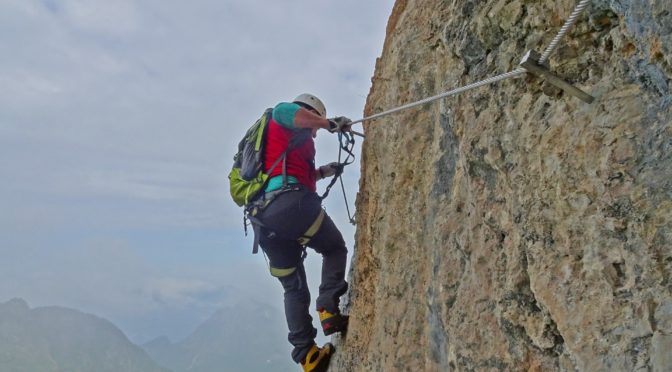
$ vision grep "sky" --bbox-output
[0,0,394,344]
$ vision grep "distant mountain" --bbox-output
[0,298,168,372]
[143,300,295,372]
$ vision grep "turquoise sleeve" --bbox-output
[272,102,300,129]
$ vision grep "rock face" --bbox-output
[333,0,671,371]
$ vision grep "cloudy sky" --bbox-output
[0,0,394,343]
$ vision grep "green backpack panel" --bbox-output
[228,109,272,207]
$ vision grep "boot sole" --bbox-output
[312,343,334,372]
[322,316,348,336]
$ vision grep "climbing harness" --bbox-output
[241,127,311,253]
[246,130,357,254]
[347,0,594,128]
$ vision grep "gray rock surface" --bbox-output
[332,0,671,370]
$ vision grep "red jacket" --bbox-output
[263,118,316,192]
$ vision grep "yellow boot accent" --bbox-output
[318,309,335,323]
[318,309,348,336]
[301,343,333,372]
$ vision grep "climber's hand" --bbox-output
[318,162,341,179]
[328,116,352,133]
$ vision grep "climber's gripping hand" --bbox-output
[318,162,341,179]
[328,116,353,133]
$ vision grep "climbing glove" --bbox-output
[318,162,340,179]
[327,116,352,133]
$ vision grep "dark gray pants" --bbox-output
[257,188,348,363]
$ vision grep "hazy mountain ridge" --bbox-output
[142,300,295,372]
[0,298,296,372]
[0,298,167,372]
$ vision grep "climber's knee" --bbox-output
[270,266,297,278]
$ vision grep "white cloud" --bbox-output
[85,163,214,202]
[144,277,224,308]
[0,0,394,341]
[61,0,141,36]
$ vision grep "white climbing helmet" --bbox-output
[293,93,327,118]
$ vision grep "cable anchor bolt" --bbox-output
[519,49,595,104]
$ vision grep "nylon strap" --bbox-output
[246,214,266,254]
[297,209,325,246]
[254,109,271,152]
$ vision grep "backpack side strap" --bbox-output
[246,214,266,254]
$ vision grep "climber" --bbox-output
[249,93,352,371]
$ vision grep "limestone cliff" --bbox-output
[333,0,672,370]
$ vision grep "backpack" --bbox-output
[228,108,310,207]
[228,108,273,207]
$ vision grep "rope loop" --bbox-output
[320,131,357,225]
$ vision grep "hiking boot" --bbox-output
[301,343,333,372]
[318,309,348,336]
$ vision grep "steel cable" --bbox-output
[349,0,592,127]
[332,0,593,223]
[539,0,592,63]
[348,68,527,126]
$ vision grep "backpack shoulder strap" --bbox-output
[254,108,273,152]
